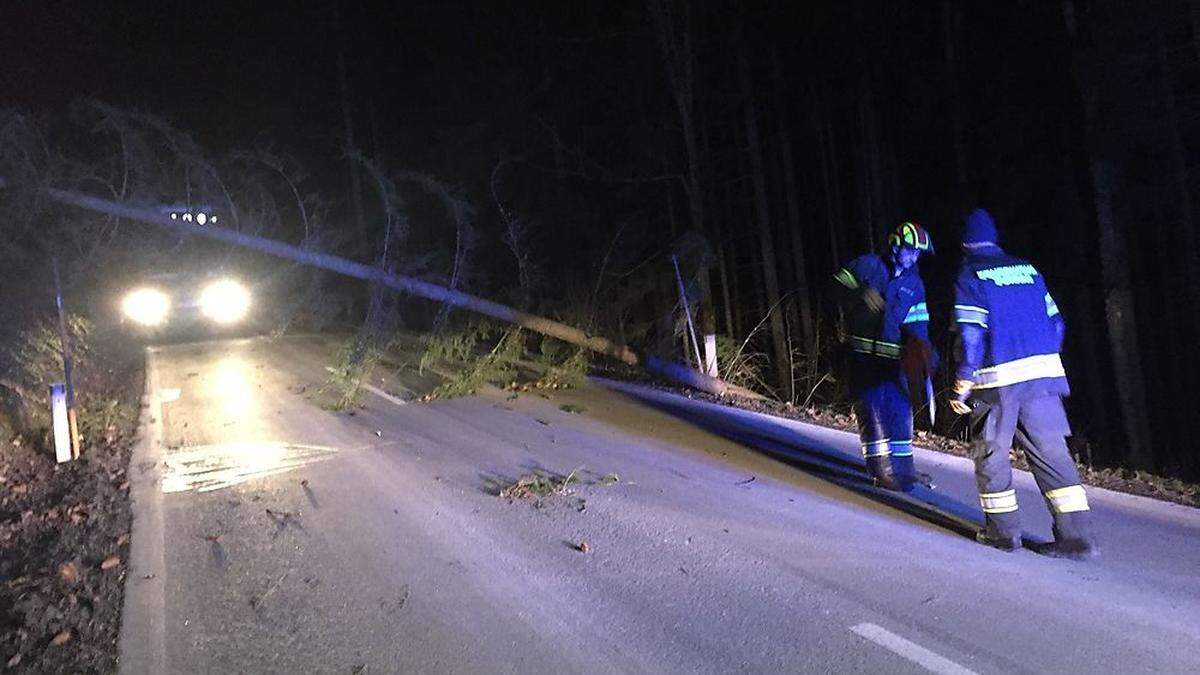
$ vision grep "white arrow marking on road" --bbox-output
[324,366,408,406]
[850,623,979,675]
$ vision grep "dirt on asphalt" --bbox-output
[0,333,143,674]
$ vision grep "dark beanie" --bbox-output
[963,208,998,245]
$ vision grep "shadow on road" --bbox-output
[607,385,1001,543]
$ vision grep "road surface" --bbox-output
[119,335,1200,674]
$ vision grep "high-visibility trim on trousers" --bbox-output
[861,438,891,457]
[979,489,1019,513]
[1045,485,1089,513]
[890,439,913,457]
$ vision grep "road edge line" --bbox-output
[118,348,167,675]
[324,366,408,406]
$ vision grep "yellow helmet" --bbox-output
[889,221,934,254]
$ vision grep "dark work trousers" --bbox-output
[969,386,1093,542]
[850,355,916,483]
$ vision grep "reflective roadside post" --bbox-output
[50,383,72,463]
[52,258,80,458]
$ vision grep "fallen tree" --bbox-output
[44,187,763,400]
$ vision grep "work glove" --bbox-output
[860,287,885,314]
[948,379,973,415]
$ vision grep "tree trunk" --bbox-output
[1064,0,1154,469]
[714,218,736,336]
[816,84,843,264]
[46,188,763,401]
[1073,283,1108,464]
[332,3,366,240]
[942,0,969,197]
[772,59,815,356]
[738,44,791,398]
[722,181,746,337]
[1156,22,1200,402]
[858,69,886,251]
[647,0,717,347]
[1089,161,1155,469]
[1190,0,1200,62]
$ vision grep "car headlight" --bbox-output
[200,279,251,324]
[122,288,171,326]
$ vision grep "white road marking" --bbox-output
[324,366,408,406]
[850,623,979,675]
[162,442,339,493]
[159,388,181,403]
[120,347,167,673]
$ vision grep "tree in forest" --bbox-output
[1063,0,1157,470]
[736,34,792,398]
[646,0,718,376]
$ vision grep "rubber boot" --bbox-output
[865,455,906,492]
[889,453,922,492]
[976,513,1021,552]
[1035,511,1099,561]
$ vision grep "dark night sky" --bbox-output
[3,2,639,162]
[2,2,1074,215]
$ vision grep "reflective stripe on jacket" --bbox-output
[832,254,929,360]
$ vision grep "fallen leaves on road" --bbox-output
[100,556,121,571]
[0,334,138,673]
[58,562,79,585]
[735,476,756,486]
[265,508,303,536]
[576,541,590,553]
[499,468,579,501]
[50,631,71,647]
[558,404,586,414]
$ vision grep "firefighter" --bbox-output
[831,222,936,492]
[948,208,1097,560]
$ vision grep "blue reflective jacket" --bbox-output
[832,253,930,360]
[953,244,1068,395]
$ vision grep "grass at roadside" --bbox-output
[0,322,144,673]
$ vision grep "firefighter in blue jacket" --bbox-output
[831,222,936,492]
[949,208,1097,560]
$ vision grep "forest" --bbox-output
[2,0,1198,480]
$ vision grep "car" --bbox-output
[120,269,258,342]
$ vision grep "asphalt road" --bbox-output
[119,335,1200,674]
